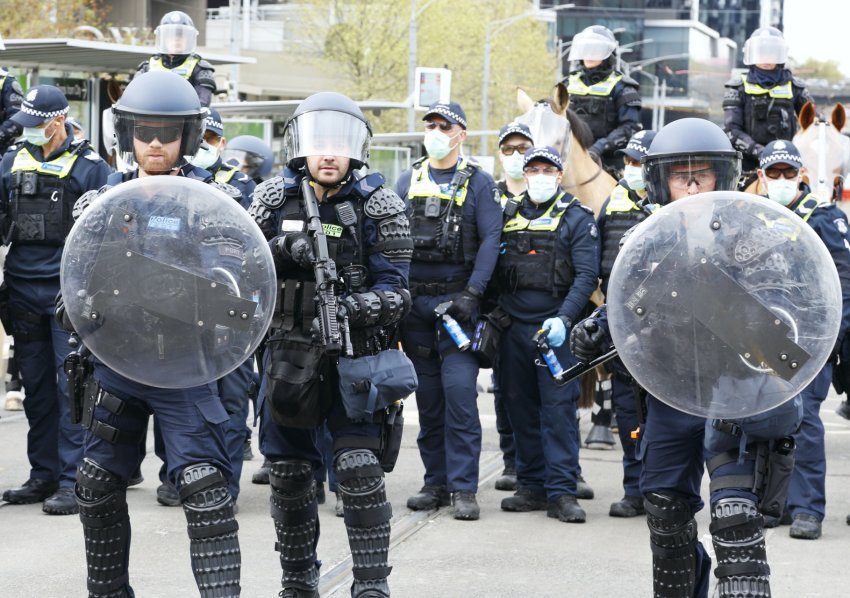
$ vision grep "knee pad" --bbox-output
[269,460,319,591]
[76,459,131,598]
[644,492,698,598]
[179,464,241,597]
[710,497,770,597]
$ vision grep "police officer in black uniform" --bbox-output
[0,85,111,515]
[62,71,242,597]
[136,10,217,107]
[249,91,412,598]
[0,62,24,155]
[223,134,274,184]
[497,146,599,523]
[566,25,642,175]
[192,108,256,207]
[723,26,813,177]
[396,101,502,521]
[594,129,655,518]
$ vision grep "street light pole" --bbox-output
[408,0,439,133]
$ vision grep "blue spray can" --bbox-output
[442,314,471,351]
[533,329,565,382]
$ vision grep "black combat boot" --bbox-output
[451,491,480,521]
[501,488,548,512]
[547,495,586,523]
[494,466,517,491]
[406,484,450,510]
[609,495,645,518]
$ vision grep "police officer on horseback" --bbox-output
[565,25,642,175]
[0,57,24,155]
[723,26,813,177]
[249,91,412,597]
[136,10,216,107]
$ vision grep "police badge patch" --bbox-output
[834,218,848,235]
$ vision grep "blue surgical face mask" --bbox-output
[765,178,798,206]
[526,175,560,204]
[23,121,57,146]
[503,152,525,181]
[424,129,459,160]
[192,141,219,170]
[623,164,646,191]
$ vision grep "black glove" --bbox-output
[54,291,76,334]
[270,232,315,269]
[569,318,608,363]
[446,287,481,322]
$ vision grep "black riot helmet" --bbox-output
[156,10,198,56]
[112,70,205,169]
[221,135,274,180]
[283,92,372,171]
[642,118,741,206]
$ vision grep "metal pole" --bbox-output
[659,79,667,127]
[242,0,251,50]
[651,75,659,130]
[408,0,417,132]
[480,30,491,155]
[229,0,241,101]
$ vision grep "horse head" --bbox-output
[514,83,615,215]
[793,101,850,201]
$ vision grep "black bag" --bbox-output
[337,349,418,422]
[471,307,511,368]
[265,336,332,429]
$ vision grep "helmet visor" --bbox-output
[113,111,203,166]
[743,35,788,65]
[568,33,617,61]
[156,24,198,55]
[283,111,371,166]
[643,154,741,205]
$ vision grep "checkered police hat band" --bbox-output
[21,104,69,120]
[526,147,562,168]
[206,118,224,131]
[761,151,801,167]
[430,105,466,128]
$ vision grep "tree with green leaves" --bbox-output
[0,0,108,40]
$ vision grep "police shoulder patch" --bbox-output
[253,176,286,209]
[588,222,599,239]
[364,187,406,219]
[834,217,849,235]
[83,150,103,162]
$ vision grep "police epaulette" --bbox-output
[354,172,387,198]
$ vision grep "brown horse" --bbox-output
[793,101,849,201]
[515,83,617,217]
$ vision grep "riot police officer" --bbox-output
[62,70,242,596]
[136,10,216,107]
[396,101,502,521]
[249,91,412,598]
[571,119,802,597]
[755,140,850,540]
[192,108,256,207]
[222,135,274,184]
[566,25,642,174]
[0,85,110,515]
[723,27,813,176]
[594,129,655,518]
[0,62,24,155]
[497,146,599,523]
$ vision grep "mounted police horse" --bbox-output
[793,101,849,201]
[515,82,617,217]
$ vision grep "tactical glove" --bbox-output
[569,318,608,363]
[446,287,481,322]
[270,232,315,269]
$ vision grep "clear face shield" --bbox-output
[643,154,741,205]
[113,111,203,169]
[220,149,264,178]
[156,24,198,56]
[283,110,371,166]
[568,32,617,62]
[743,34,788,66]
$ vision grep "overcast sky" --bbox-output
[783,0,850,76]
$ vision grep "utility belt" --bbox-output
[70,380,149,445]
[409,279,466,297]
[6,305,51,342]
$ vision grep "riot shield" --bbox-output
[607,191,841,418]
[61,176,276,388]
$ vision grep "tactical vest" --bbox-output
[600,185,650,282]
[8,144,86,245]
[149,55,200,80]
[567,71,623,140]
[740,74,797,145]
[214,165,239,185]
[408,158,476,264]
[755,194,823,241]
[498,191,576,296]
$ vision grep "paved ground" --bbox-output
[2,370,850,597]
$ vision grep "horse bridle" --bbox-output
[558,132,605,189]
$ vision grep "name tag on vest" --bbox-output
[322,223,343,237]
[41,162,64,173]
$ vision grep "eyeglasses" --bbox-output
[668,168,716,189]
[134,124,183,144]
[424,121,454,132]
[500,144,532,156]
[764,167,799,180]
[525,166,560,175]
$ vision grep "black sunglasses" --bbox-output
[134,124,182,144]
[424,121,454,132]
[764,167,799,180]
[500,144,532,156]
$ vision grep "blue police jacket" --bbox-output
[269,168,409,293]
[395,157,502,296]
[0,124,111,278]
[498,191,599,324]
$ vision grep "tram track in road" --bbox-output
[318,451,504,597]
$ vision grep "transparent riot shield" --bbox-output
[61,176,276,388]
[607,191,841,418]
